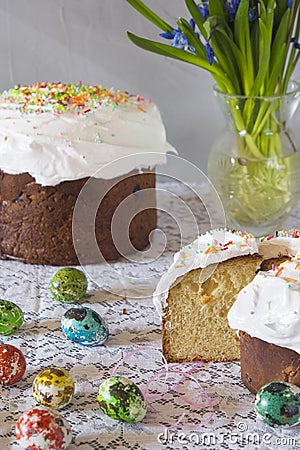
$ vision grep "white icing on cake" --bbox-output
[259,229,300,259]
[153,229,258,317]
[0,83,176,186]
[228,259,300,353]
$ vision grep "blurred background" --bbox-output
[0,0,299,173]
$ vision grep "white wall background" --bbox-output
[0,0,299,173]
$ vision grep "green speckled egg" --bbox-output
[0,300,23,335]
[49,268,88,303]
[255,381,300,427]
[97,376,147,423]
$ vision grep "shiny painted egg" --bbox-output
[0,300,23,335]
[61,306,109,346]
[0,344,26,386]
[255,381,300,427]
[32,367,75,409]
[97,376,147,423]
[15,406,72,450]
[50,267,88,303]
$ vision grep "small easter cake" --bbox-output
[153,229,262,362]
[228,258,300,394]
[0,82,175,265]
[259,229,300,270]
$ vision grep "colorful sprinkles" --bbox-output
[0,82,148,115]
[259,254,300,287]
[175,228,254,269]
[260,229,300,242]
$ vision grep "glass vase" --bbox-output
[208,81,300,237]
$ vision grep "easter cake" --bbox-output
[259,229,300,270]
[228,258,300,394]
[0,82,174,265]
[153,229,262,362]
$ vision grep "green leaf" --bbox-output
[269,8,290,82]
[274,0,289,29]
[185,0,208,40]
[266,44,287,94]
[282,3,300,90]
[258,0,267,22]
[234,0,249,54]
[126,0,173,32]
[203,16,227,36]
[126,32,223,74]
[234,0,254,94]
[208,0,225,18]
[250,19,259,74]
[213,27,246,92]
[250,19,270,95]
[209,26,243,93]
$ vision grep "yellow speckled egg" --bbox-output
[32,367,75,409]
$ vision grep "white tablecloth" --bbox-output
[1,181,300,450]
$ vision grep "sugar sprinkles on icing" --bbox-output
[260,229,300,242]
[0,82,150,115]
[259,229,300,260]
[228,256,300,353]
[153,228,258,316]
[259,256,300,285]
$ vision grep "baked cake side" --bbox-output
[153,229,262,362]
[0,170,156,265]
[162,254,262,362]
[240,332,300,394]
[0,82,174,265]
[228,258,300,393]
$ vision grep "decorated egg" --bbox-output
[32,367,75,409]
[97,376,147,423]
[255,381,300,427]
[15,406,72,450]
[0,344,26,386]
[50,267,88,303]
[61,306,109,346]
[0,300,23,335]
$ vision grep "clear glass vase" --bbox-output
[208,81,300,237]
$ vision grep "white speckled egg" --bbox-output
[15,406,72,450]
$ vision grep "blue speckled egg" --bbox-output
[255,381,300,427]
[61,306,109,346]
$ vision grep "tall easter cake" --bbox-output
[153,229,262,362]
[0,82,174,265]
[228,258,300,394]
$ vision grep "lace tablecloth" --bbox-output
[1,181,300,450]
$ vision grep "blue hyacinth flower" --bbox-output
[160,29,177,40]
[205,42,214,65]
[198,1,209,20]
[225,0,240,21]
[225,0,257,22]
[291,37,300,49]
[161,28,195,53]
